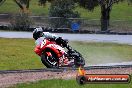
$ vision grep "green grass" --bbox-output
[0,38,132,70]
[0,38,44,70]
[12,79,132,88]
[76,2,132,20]
[110,2,132,20]
[70,41,132,65]
[0,1,132,20]
[0,1,49,15]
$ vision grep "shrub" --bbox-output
[10,13,34,31]
[49,0,80,28]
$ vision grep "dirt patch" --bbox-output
[0,67,132,88]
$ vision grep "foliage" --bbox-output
[0,0,132,31]
[0,0,5,6]
[38,0,52,6]
[14,79,132,88]
[49,0,80,28]
[75,0,98,11]
[10,13,33,31]
[128,0,132,5]
[75,0,131,31]
[8,0,33,31]
[37,0,132,30]
[13,0,30,13]
[38,0,47,6]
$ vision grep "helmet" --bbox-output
[33,27,43,40]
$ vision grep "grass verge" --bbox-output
[12,78,132,88]
[70,41,132,65]
[0,38,44,70]
[0,38,132,70]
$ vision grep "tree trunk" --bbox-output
[101,5,109,31]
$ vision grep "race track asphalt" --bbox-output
[0,31,132,45]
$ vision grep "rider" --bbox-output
[33,27,69,65]
[33,27,68,55]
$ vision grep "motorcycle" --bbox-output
[35,37,85,68]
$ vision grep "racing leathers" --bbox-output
[34,32,67,56]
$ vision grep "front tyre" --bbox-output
[71,50,85,67]
[41,50,59,68]
[74,56,85,67]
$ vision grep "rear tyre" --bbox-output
[41,49,59,68]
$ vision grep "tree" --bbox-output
[11,0,33,31]
[38,0,52,6]
[98,0,125,31]
[38,0,46,6]
[39,0,125,31]
[75,0,129,31]
[0,0,30,13]
[128,0,132,5]
[98,0,121,31]
[49,0,80,28]
[0,0,6,6]
[13,0,30,13]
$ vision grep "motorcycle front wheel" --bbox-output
[70,50,85,67]
[41,49,59,68]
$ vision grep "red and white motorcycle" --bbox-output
[35,37,85,68]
